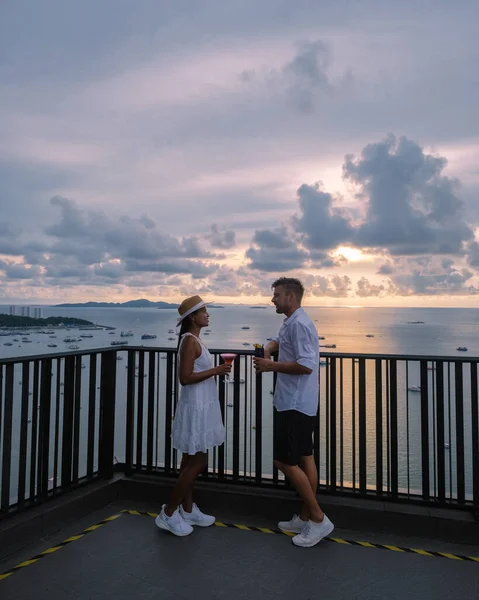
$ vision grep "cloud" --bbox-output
[43,196,215,266]
[356,277,390,297]
[240,40,352,113]
[206,224,236,249]
[0,260,42,280]
[343,134,475,255]
[384,257,478,296]
[292,182,355,250]
[377,263,395,275]
[245,226,309,271]
[466,240,479,268]
[303,274,352,297]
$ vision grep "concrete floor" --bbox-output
[1,501,478,600]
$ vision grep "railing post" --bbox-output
[99,351,116,479]
[38,358,52,500]
[389,359,398,499]
[329,357,337,493]
[1,364,14,512]
[358,359,367,496]
[420,360,430,501]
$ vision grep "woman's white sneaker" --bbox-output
[179,503,215,527]
[155,505,194,536]
[278,514,308,533]
[292,515,334,547]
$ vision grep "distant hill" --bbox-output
[54,299,178,309]
[0,315,93,327]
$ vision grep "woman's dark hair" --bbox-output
[176,310,200,351]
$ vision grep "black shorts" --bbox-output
[273,409,315,466]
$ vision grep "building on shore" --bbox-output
[9,305,43,318]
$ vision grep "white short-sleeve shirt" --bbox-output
[272,307,319,416]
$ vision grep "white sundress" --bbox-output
[171,333,226,455]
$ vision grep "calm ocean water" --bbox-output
[1,305,479,358]
[1,305,478,504]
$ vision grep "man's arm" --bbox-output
[264,339,279,359]
[254,359,312,375]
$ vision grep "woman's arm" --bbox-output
[179,336,231,385]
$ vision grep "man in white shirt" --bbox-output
[254,277,334,548]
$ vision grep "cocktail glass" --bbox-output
[220,353,237,380]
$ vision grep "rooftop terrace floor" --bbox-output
[1,496,478,600]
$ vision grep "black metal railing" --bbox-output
[1,347,478,518]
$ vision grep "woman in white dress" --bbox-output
[155,295,231,537]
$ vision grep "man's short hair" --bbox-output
[271,277,304,302]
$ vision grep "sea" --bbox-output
[1,304,479,358]
[1,305,478,505]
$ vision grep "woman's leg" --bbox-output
[179,454,193,512]
[165,452,207,516]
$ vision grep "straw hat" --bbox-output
[177,295,210,325]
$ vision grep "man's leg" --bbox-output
[298,455,319,521]
[274,459,324,523]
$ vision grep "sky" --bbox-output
[1,0,479,307]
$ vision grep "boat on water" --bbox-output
[64,337,81,343]
[242,342,250,346]
[141,334,157,339]
[111,340,129,346]
[366,334,374,338]
[121,330,134,337]
[68,344,80,350]
[408,385,421,392]
[109,331,115,335]
[47,343,57,347]
[323,344,336,348]
[80,334,93,338]
[4,342,13,346]
[168,337,175,341]
[228,378,246,384]
[168,329,175,334]
[227,403,234,407]
[241,326,250,330]
[318,336,326,340]
[457,347,468,352]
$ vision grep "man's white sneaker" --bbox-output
[155,505,193,536]
[278,514,308,533]
[292,515,334,548]
[179,503,215,527]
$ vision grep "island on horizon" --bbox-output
[0,314,95,328]
[53,298,178,309]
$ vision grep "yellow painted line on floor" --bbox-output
[124,509,479,564]
[0,513,123,584]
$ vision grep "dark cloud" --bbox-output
[245,226,309,271]
[377,263,395,275]
[292,183,355,250]
[466,241,479,268]
[206,224,236,249]
[0,260,42,280]
[240,39,353,113]
[343,134,475,255]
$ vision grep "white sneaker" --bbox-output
[155,505,194,536]
[278,514,308,533]
[179,503,215,527]
[292,515,334,548]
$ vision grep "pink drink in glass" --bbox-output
[220,353,237,379]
